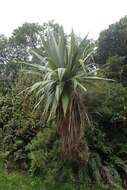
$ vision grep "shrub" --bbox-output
[0,95,42,171]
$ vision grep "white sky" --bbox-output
[0,0,127,39]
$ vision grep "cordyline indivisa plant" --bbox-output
[23,28,112,162]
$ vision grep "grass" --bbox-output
[0,172,44,190]
[0,162,75,190]
[0,172,76,190]
[0,162,107,190]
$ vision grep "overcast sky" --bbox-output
[0,0,127,39]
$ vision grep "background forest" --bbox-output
[1,17,127,190]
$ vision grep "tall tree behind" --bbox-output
[0,21,62,92]
[96,16,127,65]
[96,16,127,85]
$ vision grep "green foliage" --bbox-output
[98,55,127,85]
[96,16,127,86]
[28,123,125,189]
[1,19,127,190]
[28,126,59,176]
[25,27,112,161]
[0,95,42,170]
[12,23,42,49]
[0,35,9,63]
[0,161,75,190]
[96,16,127,65]
[85,82,127,126]
[26,29,98,120]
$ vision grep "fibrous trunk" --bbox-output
[57,95,89,162]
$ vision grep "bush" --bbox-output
[0,95,42,171]
[27,122,125,189]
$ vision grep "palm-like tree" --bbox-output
[24,28,111,161]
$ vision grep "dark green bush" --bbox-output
[0,95,42,170]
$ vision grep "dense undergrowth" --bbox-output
[0,83,127,189]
